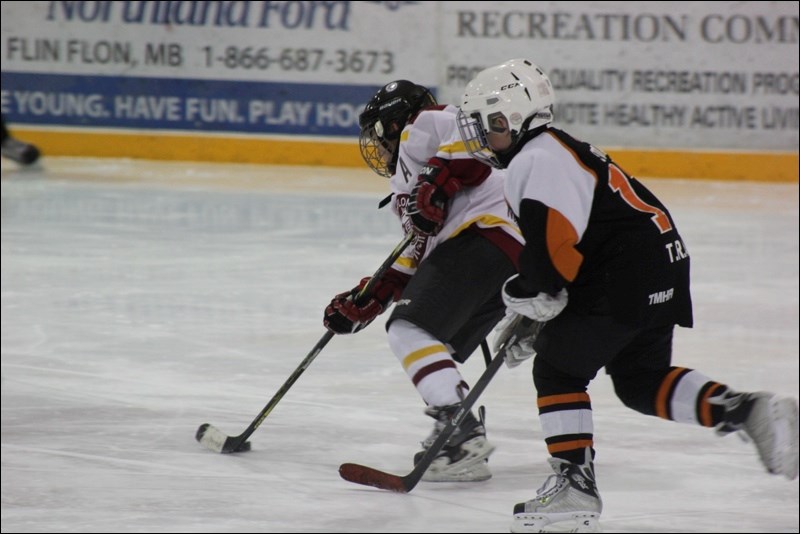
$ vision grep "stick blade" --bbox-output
[195,423,251,453]
[338,463,409,493]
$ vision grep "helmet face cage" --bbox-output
[358,80,437,178]
[358,119,394,178]
[457,59,555,169]
[455,108,501,168]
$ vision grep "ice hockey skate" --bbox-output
[413,403,495,482]
[511,448,602,533]
[1,136,40,165]
[714,390,799,480]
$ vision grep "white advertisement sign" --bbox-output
[438,1,798,150]
[1,1,797,151]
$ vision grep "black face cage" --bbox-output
[358,127,395,178]
[358,104,411,178]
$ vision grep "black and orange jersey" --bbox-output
[504,127,693,328]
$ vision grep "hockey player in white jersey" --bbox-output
[324,80,523,482]
[456,58,799,532]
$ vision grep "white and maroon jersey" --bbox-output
[388,104,523,276]
[504,127,693,328]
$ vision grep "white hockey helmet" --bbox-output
[457,59,555,168]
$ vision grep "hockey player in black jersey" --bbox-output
[456,58,799,533]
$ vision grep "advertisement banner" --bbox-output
[1,1,797,175]
[1,1,438,137]
[438,1,798,151]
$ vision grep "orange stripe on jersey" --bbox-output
[538,392,591,408]
[545,131,599,182]
[547,439,594,454]
[656,367,687,419]
[546,208,584,282]
[700,383,725,427]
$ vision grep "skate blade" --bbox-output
[769,396,799,480]
[422,440,495,482]
[421,460,492,482]
[511,512,601,533]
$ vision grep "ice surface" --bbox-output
[2,157,798,533]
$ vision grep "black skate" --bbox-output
[413,403,494,482]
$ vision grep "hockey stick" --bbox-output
[196,231,416,454]
[339,318,541,492]
[480,339,491,367]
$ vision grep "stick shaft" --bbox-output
[338,319,540,491]
[197,232,415,453]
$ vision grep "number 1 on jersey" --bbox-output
[607,164,673,234]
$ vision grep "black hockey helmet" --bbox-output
[358,80,437,177]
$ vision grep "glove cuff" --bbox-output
[439,175,463,198]
[503,274,538,299]
[502,275,569,322]
[356,268,410,307]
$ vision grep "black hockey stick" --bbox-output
[480,339,491,367]
[338,317,541,492]
[196,231,416,454]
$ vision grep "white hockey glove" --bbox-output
[501,275,568,322]
[492,310,544,369]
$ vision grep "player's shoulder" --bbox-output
[519,129,586,166]
[405,105,459,148]
[411,104,457,127]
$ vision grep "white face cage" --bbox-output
[456,108,502,169]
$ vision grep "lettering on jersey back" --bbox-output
[649,288,675,305]
[665,239,689,263]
